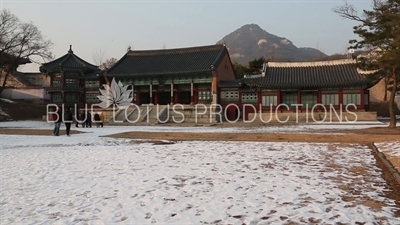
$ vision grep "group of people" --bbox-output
[52,106,104,136]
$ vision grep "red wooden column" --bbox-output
[136,89,141,105]
[360,88,365,110]
[339,89,343,109]
[297,90,302,112]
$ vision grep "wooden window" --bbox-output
[322,94,339,105]
[66,93,79,103]
[301,93,318,108]
[242,93,258,103]
[221,91,239,101]
[343,94,361,105]
[52,79,62,88]
[281,93,297,108]
[53,93,62,103]
[86,92,100,103]
[198,90,212,101]
[85,80,98,88]
[262,95,277,106]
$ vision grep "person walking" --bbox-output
[99,112,104,128]
[64,108,73,136]
[94,112,101,127]
[53,106,62,136]
[86,111,92,128]
[80,111,86,128]
[75,111,80,128]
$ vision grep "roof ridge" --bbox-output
[127,44,224,56]
[266,59,357,67]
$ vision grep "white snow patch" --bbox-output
[271,43,279,49]
[280,39,291,45]
[375,142,400,157]
[0,107,9,117]
[0,98,15,103]
[230,53,245,59]
[257,39,267,47]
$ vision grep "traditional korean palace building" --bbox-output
[106,44,236,105]
[42,44,378,122]
[219,59,376,120]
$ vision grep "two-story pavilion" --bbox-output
[40,45,103,107]
[106,44,236,105]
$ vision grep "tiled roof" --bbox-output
[243,60,375,89]
[219,80,243,88]
[40,45,98,72]
[107,44,227,76]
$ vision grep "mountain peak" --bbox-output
[219,24,327,64]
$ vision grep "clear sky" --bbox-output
[1,0,373,72]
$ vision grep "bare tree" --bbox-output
[92,49,118,70]
[0,9,53,94]
[100,58,117,70]
[92,49,107,68]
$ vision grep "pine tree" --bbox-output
[334,0,400,128]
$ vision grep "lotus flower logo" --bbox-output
[97,78,133,109]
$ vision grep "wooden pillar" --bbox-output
[297,90,301,112]
[339,89,343,109]
[190,80,194,104]
[317,89,322,110]
[149,83,153,104]
[360,88,365,110]
[212,75,217,104]
[170,82,174,104]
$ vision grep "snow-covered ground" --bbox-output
[0,120,397,134]
[1,122,400,224]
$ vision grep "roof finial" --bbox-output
[68,45,73,54]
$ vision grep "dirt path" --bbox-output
[0,129,83,136]
[105,130,400,144]
[1,127,399,143]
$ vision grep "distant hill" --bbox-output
[218,24,328,65]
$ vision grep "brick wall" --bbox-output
[369,78,391,103]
